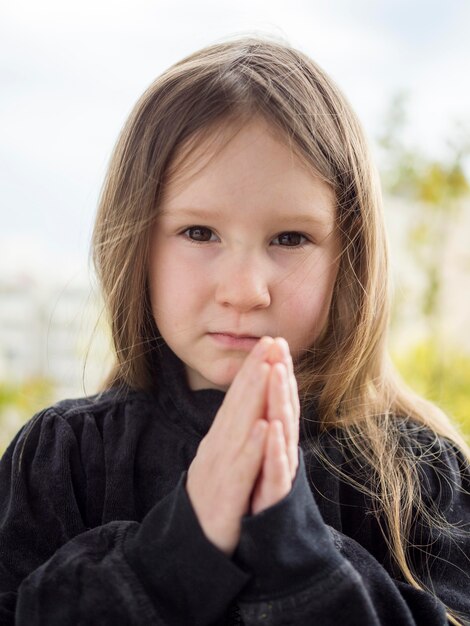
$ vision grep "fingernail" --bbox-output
[253,336,271,356]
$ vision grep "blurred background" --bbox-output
[1,0,469,453]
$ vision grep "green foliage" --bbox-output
[418,162,469,205]
[393,340,470,439]
[378,93,470,207]
[0,378,55,456]
[381,93,470,445]
[379,92,470,336]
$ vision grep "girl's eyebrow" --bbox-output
[159,206,332,226]
[159,207,225,219]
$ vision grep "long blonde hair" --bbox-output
[91,35,470,624]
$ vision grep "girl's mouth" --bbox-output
[208,333,260,350]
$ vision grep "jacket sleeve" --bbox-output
[0,408,250,626]
[233,445,470,625]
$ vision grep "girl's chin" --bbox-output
[201,370,237,392]
[188,376,231,392]
[186,361,242,392]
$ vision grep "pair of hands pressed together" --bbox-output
[186,336,301,557]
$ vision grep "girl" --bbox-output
[1,36,469,626]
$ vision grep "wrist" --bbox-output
[233,449,343,599]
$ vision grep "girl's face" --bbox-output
[148,117,340,391]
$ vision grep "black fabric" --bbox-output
[1,341,469,625]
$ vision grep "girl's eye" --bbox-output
[182,226,217,243]
[272,232,308,247]
[181,227,308,248]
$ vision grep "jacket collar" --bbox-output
[151,339,318,443]
[152,340,226,440]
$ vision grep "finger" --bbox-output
[276,338,300,466]
[264,339,284,365]
[239,418,269,498]
[211,336,273,430]
[267,338,300,437]
[267,362,297,479]
[276,338,301,429]
[284,349,300,461]
[227,335,274,399]
[264,420,291,500]
[218,336,299,479]
[221,418,268,507]
[211,359,271,446]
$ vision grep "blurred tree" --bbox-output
[379,94,470,435]
[379,94,469,334]
[0,378,54,456]
[393,340,470,438]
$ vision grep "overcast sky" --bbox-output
[1,0,469,284]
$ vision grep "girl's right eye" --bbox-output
[181,226,216,244]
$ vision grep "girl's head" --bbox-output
[92,35,388,421]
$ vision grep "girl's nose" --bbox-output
[214,254,271,312]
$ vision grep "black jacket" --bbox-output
[1,342,469,625]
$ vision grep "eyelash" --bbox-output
[179,226,311,249]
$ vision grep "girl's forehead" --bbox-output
[155,146,340,260]
[162,116,335,210]
[164,115,265,183]
[163,123,233,192]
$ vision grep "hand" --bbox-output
[186,336,273,557]
[250,338,300,515]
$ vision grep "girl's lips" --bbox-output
[208,333,260,350]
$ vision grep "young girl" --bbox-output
[1,36,469,626]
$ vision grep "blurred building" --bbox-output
[386,197,470,353]
[0,274,112,400]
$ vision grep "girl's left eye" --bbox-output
[181,226,309,248]
[271,232,308,247]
